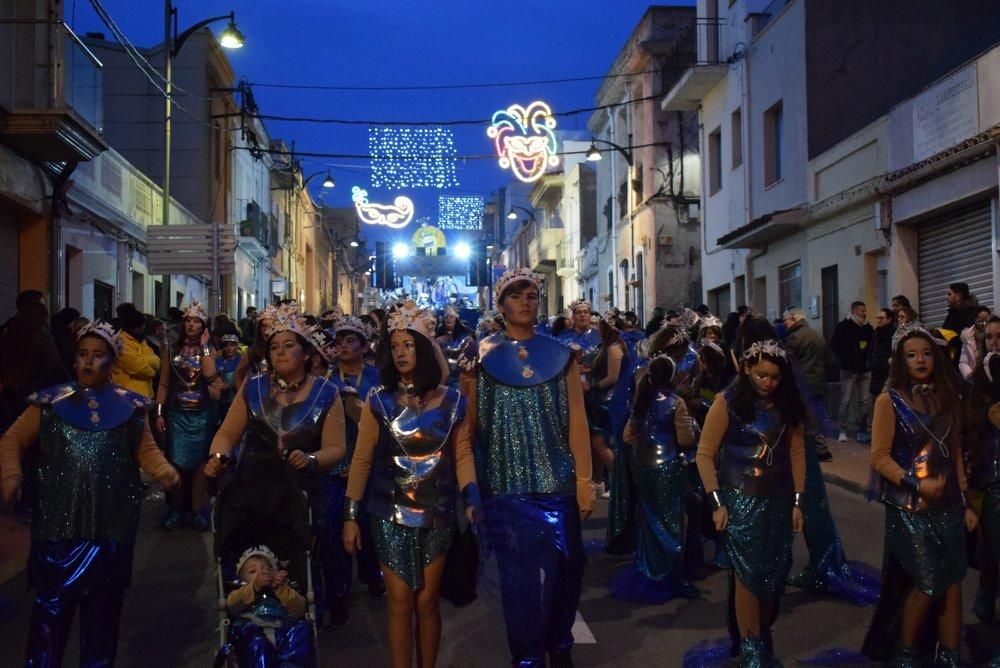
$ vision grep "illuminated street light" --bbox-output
[454,242,471,259]
[349,240,359,248]
[322,173,335,188]
[218,20,245,49]
[585,140,602,161]
[392,242,410,259]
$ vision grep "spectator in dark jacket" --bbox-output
[942,282,978,334]
[782,308,832,460]
[643,306,665,337]
[867,308,894,398]
[830,301,875,443]
[50,307,81,375]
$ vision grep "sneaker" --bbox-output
[599,485,611,499]
[159,509,181,531]
[367,581,387,598]
[856,431,871,444]
[837,431,848,443]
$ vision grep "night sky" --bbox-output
[70,0,694,246]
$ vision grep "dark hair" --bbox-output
[647,324,687,359]
[246,306,256,315]
[699,342,737,389]
[51,307,80,334]
[623,311,639,328]
[850,301,865,310]
[265,331,314,373]
[734,313,778,355]
[377,330,441,397]
[886,329,960,430]
[497,279,537,306]
[167,307,184,322]
[897,306,918,322]
[551,315,569,338]
[630,356,677,422]
[949,283,970,299]
[876,308,894,323]
[435,314,470,340]
[116,302,146,331]
[736,305,749,316]
[728,347,805,427]
[975,306,991,317]
[891,295,911,308]
[16,289,44,311]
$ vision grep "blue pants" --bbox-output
[25,540,132,667]
[482,494,585,667]
[318,476,382,606]
[225,619,312,667]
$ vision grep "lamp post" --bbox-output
[585,134,634,310]
[161,0,243,313]
[506,205,536,222]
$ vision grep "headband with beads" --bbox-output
[77,319,123,357]
[741,339,787,363]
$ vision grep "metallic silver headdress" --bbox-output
[77,320,123,357]
[236,545,278,575]
[182,300,209,324]
[386,301,437,340]
[666,307,701,330]
[262,301,308,340]
[567,298,591,313]
[890,321,936,352]
[494,267,541,302]
[698,315,723,332]
[658,324,690,348]
[305,325,338,363]
[601,309,620,329]
[741,339,787,363]
[334,315,375,342]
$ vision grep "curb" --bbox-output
[822,472,868,498]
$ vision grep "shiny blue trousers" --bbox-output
[318,476,382,606]
[25,540,132,667]
[225,619,312,667]
[482,494,585,668]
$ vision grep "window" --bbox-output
[731,108,743,168]
[764,101,783,186]
[778,261,801,312]
[708,126,722,195]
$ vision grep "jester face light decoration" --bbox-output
[487,101,560,183]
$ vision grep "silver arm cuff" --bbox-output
[343,498,361,522]
[708,489,725,511]
[793,492,804,509]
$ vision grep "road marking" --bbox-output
[572,611,596,644]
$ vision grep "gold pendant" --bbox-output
[88,397,100,410]
[522,366,534,378]
[90,412,100,425]
[517,346,529,360]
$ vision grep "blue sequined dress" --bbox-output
[163,341,218,471]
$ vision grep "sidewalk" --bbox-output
[819,435,873,497]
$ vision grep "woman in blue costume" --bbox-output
[461,268,594,668]
[612,354,698,603]
[1,321,180,666]
[154,301,222,531]
[316,315,385,627]
[435,306,472,389]
[695,340,806,667]
[968,319,1000,628]
[590,310,637,554]
[343,305,478,668]
[214,326,244,420]
[862,326,977,667]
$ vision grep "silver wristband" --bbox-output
[708,489,725,511]
[306,453,318,472]
[793,491,804,509]
[343,498,361,522]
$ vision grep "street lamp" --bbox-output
[506,205,536,222]
[585,134,634,312]
[161,0,244,314]
[584,137,634,166]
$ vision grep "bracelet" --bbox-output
[343,498,361,522]
[961,492,969,509]
[461,482,482,510]
[207,452,228,464]
[155,403,164,417]
[201,344,212,357]
[793,492,804,509]
[900,471,920,495]
[708,489,725,511]
[306,453,318,472]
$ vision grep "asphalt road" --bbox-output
[0,481,994,667]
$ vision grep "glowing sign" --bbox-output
[487,101,560,183]
[369,126,459,189]
[352,186,415,229]
[438,196,483,231]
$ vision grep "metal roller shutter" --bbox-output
[0,211,19,323]
[918,201,993,329]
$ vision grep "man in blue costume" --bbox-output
[557,298,602,361]
[461,267,595,668]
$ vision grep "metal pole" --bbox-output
[161,0,172,313]
[211,222,219,315]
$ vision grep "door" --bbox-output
[93,280,113,321]
[821,265,839,382]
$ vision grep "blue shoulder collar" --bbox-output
[479,332,570,387]
[28,382,150,431]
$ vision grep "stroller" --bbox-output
[211,460,321,668]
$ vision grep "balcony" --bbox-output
[660,17,728,111]
[238,200,273,260]
[528,228,564,272]
[0,20,107,162]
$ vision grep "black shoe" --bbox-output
[817,447,833,462]
[549,651,574,668]
[367,581,387,598]
[327,597,349,628]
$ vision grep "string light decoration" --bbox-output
[369,126,459,189]
[438,196,484,231]
[486,100,560,183]
[352,186,415,229]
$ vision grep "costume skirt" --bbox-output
[165,407,217,471]
[723,487,793,599]
[605,436,635,554]
[883,505,965,598]
[371,516,453,591]
[634,460,685,580]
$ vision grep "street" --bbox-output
[0,456,992,667]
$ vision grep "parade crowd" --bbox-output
[0,273,997,668]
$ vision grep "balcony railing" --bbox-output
[0,19,105,161]
[752,0,791,38]
[240,200,270,249]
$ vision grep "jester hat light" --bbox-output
[487,101,560,183]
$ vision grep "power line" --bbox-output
[249,93,661,127]
[246,68,664,92]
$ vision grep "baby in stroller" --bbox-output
[221,545,312,667]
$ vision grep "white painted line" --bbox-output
[571,611,597,644]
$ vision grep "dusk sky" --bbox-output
[71,1,695,244]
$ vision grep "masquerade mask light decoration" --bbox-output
[487,101,560,183]
[183,300,209,324]
[387,300,437,340]
[263,301,308,340]
[77,320,123,357]
[352,186,414,229]
[741,339,787,363]
[494,267,542,302]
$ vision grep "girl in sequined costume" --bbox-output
[968,318,1000,628]
[591,311,637,554]
[862,327,976,667]
[435,307,472,389]
[214,328,244,420]
[0,321,180,666]
[461,269,594,668]
[695,340,806,667]
[612,355,698,603]
[343,305,478,668]
[154,301,222,530]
